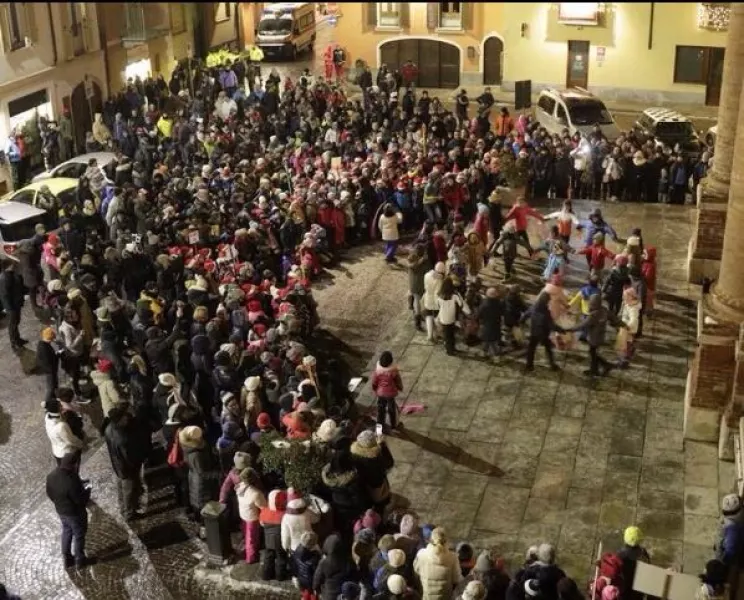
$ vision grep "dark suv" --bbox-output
[634,108,703,161]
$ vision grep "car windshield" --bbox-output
[258,17,293,34]
[655,121,695,138]
[567,100,613,125]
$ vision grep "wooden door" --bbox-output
[483,37,503,85]
[70,80,103,153]
[439,42,460,88]
[706,46,725,106]
[379,40,399,74]
[418,40,440,88]
[566,40,589,88]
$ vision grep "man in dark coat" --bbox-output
[521,292,564,372]
[577,293,626,377]
[0,260,26,350]
[103,405,151,520]
[45,453,93,569]
[479,287,504,357]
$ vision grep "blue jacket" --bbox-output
[581,219,617,246]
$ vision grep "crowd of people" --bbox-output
[0,49,735,600]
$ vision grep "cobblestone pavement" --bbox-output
[0,198,731,598]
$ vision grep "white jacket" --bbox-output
[45,414,84,459]
[236,483,267,522]
[59,321,84,357]
[90,370,121,416]
[378,213,403,241]
[621,301,641,335]
[423,271,444,311]
[437,294,469,325]
[281,500,321,552]
[414,545,463,600]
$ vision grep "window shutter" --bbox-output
[400,4,410,28]
[426,3,439,29]
[365,3,377,30]
[462,3,473,30]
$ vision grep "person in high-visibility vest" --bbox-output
[248,45,264,86]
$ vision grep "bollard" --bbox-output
[200,501,232,566]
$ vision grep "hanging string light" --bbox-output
[697,3,731,31]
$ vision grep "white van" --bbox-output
[256,2,316,60]
[535,88,621,142]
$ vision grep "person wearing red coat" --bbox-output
[504,197,544,255]
[330,202,346,249]
[473,204,490,246]
[432,230,448,264]
[316,201,335,250]
[641,246,657,312]
[323,46,334,80]
[401,60,419,88]
[577,233,616,275]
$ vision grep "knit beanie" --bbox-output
[356,430,377,448]
[473,551,493,573]
[623,526,642,546]
[602,585,620,600]
[464,581,487,600]
[233,451,251,471]
[378,534,396,552]
[722,494,741,517]
[300,531,317,548]
[388,548,406,568]
[340,582,361,600]
[387,574,406,595]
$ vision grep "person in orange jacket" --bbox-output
[494,107,515,139]
[323,45,335,80]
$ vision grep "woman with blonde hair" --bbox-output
[414,527,462,600]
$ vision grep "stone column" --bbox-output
[688,3,744,283]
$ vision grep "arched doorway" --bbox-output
[70,80,103,154]
[379,38,460,88]
[483,36,503,85]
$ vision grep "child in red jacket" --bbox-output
[371,351,403,432]
[641,246,657,313]
[577,232,616,279]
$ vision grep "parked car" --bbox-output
[0,201,55,260]
[535,88,621,142]
[31,151,115,184]
[0,178,78,211]
[633,107,703,161]
[705,124,717,148]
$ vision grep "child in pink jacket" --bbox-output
[371,351,403,432]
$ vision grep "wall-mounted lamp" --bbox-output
[520,22,528,37]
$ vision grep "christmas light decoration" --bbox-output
[698,3,731,31]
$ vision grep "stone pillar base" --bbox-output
[683,299,739,443]
[687,201,728,285]
[687,237,722,284]
[685,368,721,442]
[720,414,736,461]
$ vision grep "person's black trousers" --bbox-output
[7,309,21,348]
[60,512,88,564]
[526,335,556,368]
[442,323,456,355]
[376,396,398,429]
[589,345,610,374]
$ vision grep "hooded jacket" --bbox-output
[321,463,370,520]
[236,481,267,522]
[372,363,403,399]
[91,369,122,416]
[313,534,358,600]
[292,543,322,590]
[414,543,463,600]
[281,498,320,552]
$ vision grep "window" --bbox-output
[170,4,186,34]
[377,2,400,28]
[215,2,231,23]
[55,163,85,179]
[556,104,568,123]
[566,99,613,125]
[537,95,556,115]
[439,1,462,29]
[12,190,35,206]
[4,3,28,51]
[67,2,85,56]
[674,45,713,84]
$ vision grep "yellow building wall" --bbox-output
[501,2,727,102]
[332,2,504,82]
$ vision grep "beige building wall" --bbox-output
[0,2,107,191]
[332,2,729,99]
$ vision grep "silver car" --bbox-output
[31,151,116,184]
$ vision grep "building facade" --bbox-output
[333,2,729,104]
[98,3,196,92]
[0,2,108,193]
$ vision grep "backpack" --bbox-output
[589,553,624,600]
[167,428,186,468]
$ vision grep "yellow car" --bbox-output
[0,178,79,209]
